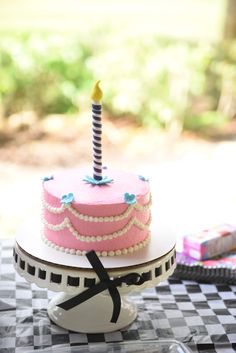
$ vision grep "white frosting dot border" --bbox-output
[41,231,151,257]
[43,215,152,242]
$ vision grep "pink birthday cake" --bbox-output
[42,168,151,256]
[41,81,152,256]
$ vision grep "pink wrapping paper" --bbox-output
[183,224,236,260]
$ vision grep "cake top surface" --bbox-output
[43,168,150,206]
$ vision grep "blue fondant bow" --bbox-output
[57,250,149,323]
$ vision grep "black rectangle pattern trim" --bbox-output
[50,273,62,284]
[155,266,162,277]
[84,277,96,288]
[38,268,46,280]
[67,276,80,287]
[27,264,35,276]
[20,259,25,270]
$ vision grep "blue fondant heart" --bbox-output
[61,193,74,205]
[124,192,136,205]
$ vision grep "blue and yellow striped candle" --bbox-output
[91,81,103,181]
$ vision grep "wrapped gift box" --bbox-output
[183,224,236,260]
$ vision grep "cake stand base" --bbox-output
[14,223,176,333]
[48,292,137,333]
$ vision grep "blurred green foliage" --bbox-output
[0,32,235,131]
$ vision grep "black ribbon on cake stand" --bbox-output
[13,222,176,333]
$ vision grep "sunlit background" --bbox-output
[0,0,236,246]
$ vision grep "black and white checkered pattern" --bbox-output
[1,239,236,353]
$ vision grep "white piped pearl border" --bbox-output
[42,194,152,222]
[41,232,151,257]
[43,215,152,242]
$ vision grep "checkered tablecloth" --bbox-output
[1,239,236,353]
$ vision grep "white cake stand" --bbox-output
[13,223,176,333]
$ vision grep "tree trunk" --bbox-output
[224,0,236,39]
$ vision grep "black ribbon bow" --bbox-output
[58,250,150,323]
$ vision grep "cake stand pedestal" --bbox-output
[13,223,176,333]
